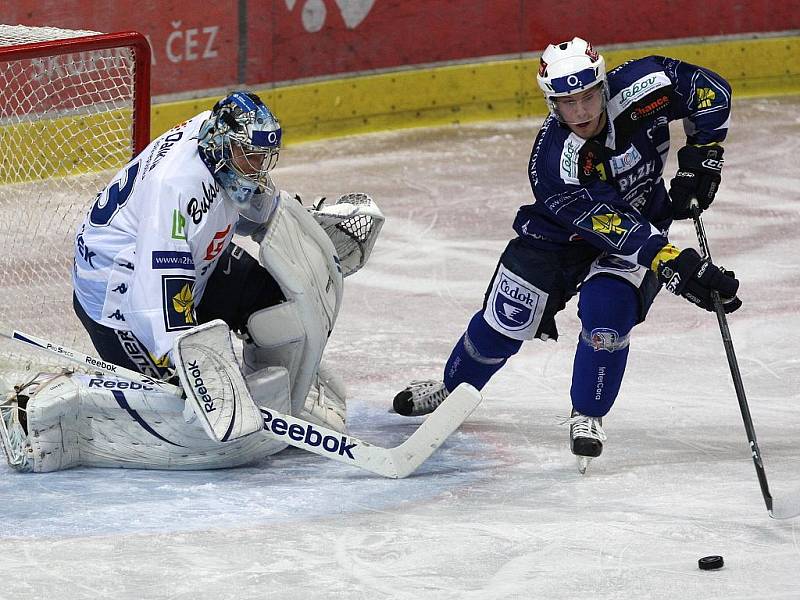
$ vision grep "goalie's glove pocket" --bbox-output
[656,248,741,313]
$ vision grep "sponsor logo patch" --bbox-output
[204,224,232,261]
[697,87,716,109]
[261,409,358,459]
[630,95,670,121]
[152,250,195,270]
[574,204,639,249]
[171,210,187,240]
[609,144,642,176]
[187,180,221,224]
[162,275,196,331]
[590,328,619,351]
[596,255,638,272]
[559,136,583,184]
[493,273,536,331]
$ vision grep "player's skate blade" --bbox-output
[576,456,592,475]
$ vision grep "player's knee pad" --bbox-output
[466,312,523,360]
[571,276,638,416]
[577,276,638,352]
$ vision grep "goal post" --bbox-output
[0,25,151,371]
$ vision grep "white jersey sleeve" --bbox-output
[73,113,241,361]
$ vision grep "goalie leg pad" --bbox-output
[174,319,263,442]
[300,360,347,433]
[0,374,81,473]
[255,192,343,414]
[6,371,292,472]
[243,300,306,385]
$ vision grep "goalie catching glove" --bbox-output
[653,245,741,313]
[309,192,384,277]
[669,144,724,220]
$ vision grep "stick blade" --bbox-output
[389,383,482,479]
[769,492,800,520]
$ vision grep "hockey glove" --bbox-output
[654,246,741,313]
[669,144,724,220]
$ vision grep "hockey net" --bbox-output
[0,24,150,374]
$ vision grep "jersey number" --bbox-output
[89,161,141,227]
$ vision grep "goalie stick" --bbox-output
[691,208,800,519]
[2,329,482,478]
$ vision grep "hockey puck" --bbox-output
[698,555,724,570]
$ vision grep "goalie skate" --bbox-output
[566,409,606,475]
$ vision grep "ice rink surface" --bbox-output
[1,96,800,599]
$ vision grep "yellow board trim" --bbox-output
[153,35,800,144]
[2,35,797,184]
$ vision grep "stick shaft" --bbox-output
[691,211,774,513]
[2,329,183,396]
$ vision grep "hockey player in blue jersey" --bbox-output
[392,37,741,473]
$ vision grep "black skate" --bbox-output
[567,409,607,474]
[392,380,449,416]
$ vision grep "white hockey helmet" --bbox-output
[536,37,607,121]
[198,91,281,222]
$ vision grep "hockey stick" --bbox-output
[2,329,482,478]
[691,209,799,519]
[2,330,183,396]
[260,383,481,478]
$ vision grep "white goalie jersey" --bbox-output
[73,112,276,360]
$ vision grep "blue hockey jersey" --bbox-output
[518,56,731,269]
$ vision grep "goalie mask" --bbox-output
[536,37,608,126]
[198,91,282,222]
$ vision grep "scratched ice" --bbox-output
[0,96,799,599]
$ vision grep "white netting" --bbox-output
[0,25,142,372]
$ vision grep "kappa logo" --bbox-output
[204,224,232,260]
